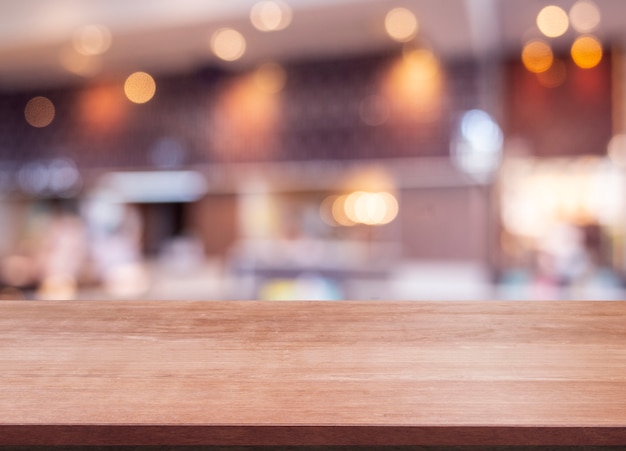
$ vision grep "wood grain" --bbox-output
[1,300,625,446]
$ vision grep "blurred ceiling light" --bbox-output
[73,24,112,56]
[250,0,292,32]
[254,63,287,93]
[124,71,156,104]
[24,96,55,128]
[571,35,603,69]
[59,47,103,77]
[385,7,418,42]
[569,0,601,33]
[211,28,246,61]
[536,58,567,88]
[536,5,569,38]
[608,134,626,167]
[521,40,553,73]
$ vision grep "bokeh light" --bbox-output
[536,58,567,88]
[73,24,112,56]
[385,8,418,42]
[571,35,603,69]
[569,0,601,33]
[24,96,55,128]
[536,5,569,38]
[211,28,246,61]
[250,0,292,32]
[384,48,443,121]
[339,191,399,226]
[254,63,287,93]
[124,71,156,104]
[521,40,553,73]
[331,195,356,226]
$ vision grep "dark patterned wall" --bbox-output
[0,51,481,173]
[504,52,612,157]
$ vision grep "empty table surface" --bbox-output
[1,300,625,446]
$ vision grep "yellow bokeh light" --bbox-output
[384,48,443,122]
[73,24,112,56]
[536,58,567,88]
[124,71,156,104]
[254,63,287,93]
[24,96,55,128]
[250,0,292,32]
[536,5,569,38]
[211,28,246,61]
[570,0,601,33]
[571,35,603,69]
[340,191,399,226]
[385,7,418,42]
[521,40,553,73]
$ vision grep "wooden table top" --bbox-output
[1,300,625,446]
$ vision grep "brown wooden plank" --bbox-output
[1,300,625,445]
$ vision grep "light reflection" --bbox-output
[536,5,569,38]
[569,0,601,33]
[24,96,55,128]
[124,71,156,104]
[211,28,246,61]
[521,40,553,73]
[571,35,603,69]
[385,8,418,42]
[250,0,292,32]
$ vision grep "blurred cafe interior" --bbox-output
[1,0,626,302]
